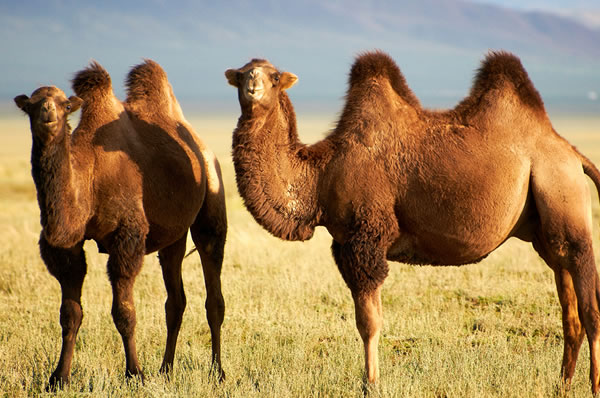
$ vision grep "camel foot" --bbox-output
[46,372,69,392]
[125,368,145,384]
[361,379,379,397]
[209,363,225,383]
[159,362,172,375]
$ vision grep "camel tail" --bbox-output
[579,150,600,198]
[71,61,112,100]
[349,50,421,108]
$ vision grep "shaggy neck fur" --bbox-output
[30,121,87,247]
[232,92,321,241]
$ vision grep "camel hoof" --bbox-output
[361,380,379,397]
[209,364,225,383]
[125,368,145,384]
[46,372,69,392]
[159,362,172,374]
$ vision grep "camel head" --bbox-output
[225,59,297,112]
[14,86,82,142]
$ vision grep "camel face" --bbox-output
[225,59,297,111]
[14,86,82,141]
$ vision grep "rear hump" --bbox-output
[125,59,182,119]
[456,51,545,114]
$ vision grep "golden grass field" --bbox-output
[1,108,600,397]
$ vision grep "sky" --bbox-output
[1,0,599,115]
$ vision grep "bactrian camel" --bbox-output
[15,60,227,388]
[225,51,600,393]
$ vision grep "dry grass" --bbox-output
[1,110,600,397]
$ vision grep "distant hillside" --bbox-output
[1,0,598,111]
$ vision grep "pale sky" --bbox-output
[1,0,598,114]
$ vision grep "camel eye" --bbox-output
[272,74,280,85]
[66,104,72,111]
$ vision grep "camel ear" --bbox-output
[14,95,30,113]
[225,69,240,87]
[280,72,298,90]
[67,96,83,113]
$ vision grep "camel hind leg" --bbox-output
[39,237,87,390]
[190,191,227,381]
[534,246,586,387]
[532,159,600,393]
[158,234,188,374]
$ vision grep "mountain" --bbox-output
[1,0,598,112]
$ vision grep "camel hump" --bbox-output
[71,61,112,100]
[125,59,169,101]
[349,51,421,108]
[125,59,182,119]
[473,51,544,110]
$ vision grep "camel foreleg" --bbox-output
[331,229,390,385]
[39,237,87,390]
[106,223,146,381]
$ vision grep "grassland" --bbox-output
[1,109,600,397]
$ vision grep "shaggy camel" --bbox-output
[226,51,600,393]
[15,60,227,388]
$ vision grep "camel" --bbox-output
[225,51,600,393]
[14,60,227,388]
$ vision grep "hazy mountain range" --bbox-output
[1,0,598,114]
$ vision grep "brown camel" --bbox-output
[225,51,600,393]
[15,60,227,388]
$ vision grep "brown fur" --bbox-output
[227,51,600,393]
[15,60,227,389]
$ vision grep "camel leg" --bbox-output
[158,234,187,374]
[553,267,586,385]
[39,237,87,390]
[532,164,600,394]
[190,208,227,381]
[106,226,146,381]
[353,286,384,383]
[332,235,389,385]
[568,247,600,394]
[109,269,143,380]
[534,239,586,388]
[557,268,586,385]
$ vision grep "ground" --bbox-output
[1,108,599,397]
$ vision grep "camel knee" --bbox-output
[111,299,137,337]
[205,292,225,328]
[165,289,186,328]
[563,315,584,343]
[60,300,83,335]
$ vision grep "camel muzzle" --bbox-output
[40,101,58,124]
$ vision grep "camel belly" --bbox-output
[391,151,531,265]
[387,231,498,265]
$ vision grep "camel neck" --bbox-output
[31,128,88,247]
[232,95,321,241]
